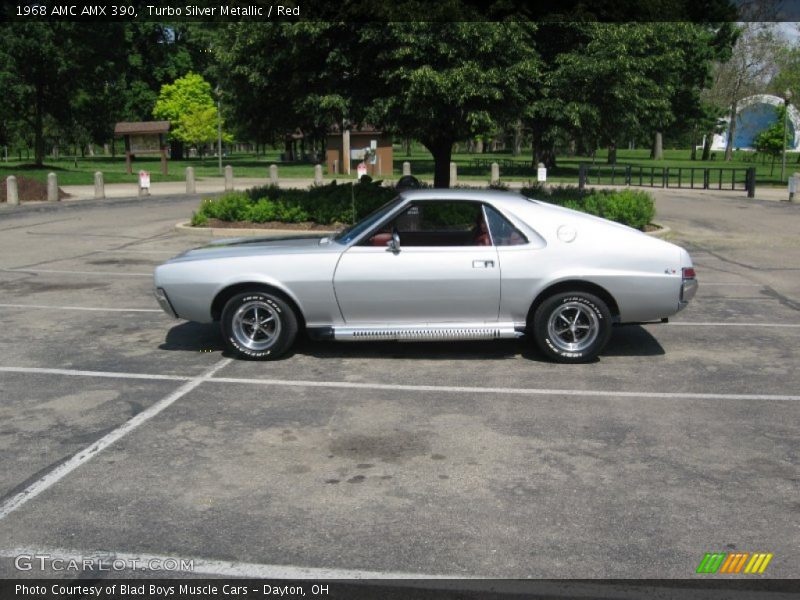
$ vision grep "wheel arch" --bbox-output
[211,282,306,329]
[527,280,620,327]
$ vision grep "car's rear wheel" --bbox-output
[221,291,298,360]
[532,291,612,363]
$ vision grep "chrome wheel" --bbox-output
[546,301,600,354]
[231,300,281,351]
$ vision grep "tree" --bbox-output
[554,24,679,164]
[707,22,781,161]
[181,105,228,159]
[153,73,223,156]
[754,104,791,174]
[654,23,738,160]
[770,25,800,102]
[0,22,126,164]
[216,23,350,160]
[218,22,540,187]
[352,22,540,187]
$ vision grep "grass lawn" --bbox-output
[396,146,800,187]
[2,145,797,187]
[0,153,316,186]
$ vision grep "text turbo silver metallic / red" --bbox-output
[154,189,697,363]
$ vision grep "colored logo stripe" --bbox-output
[744,553,773,574]
[719,553,749,573]
[697,552,772,574]
[697,553,726,574]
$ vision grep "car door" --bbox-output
[333,200,500,324]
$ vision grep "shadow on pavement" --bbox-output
[158,322,665,362]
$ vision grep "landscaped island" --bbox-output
[190,180,656,232]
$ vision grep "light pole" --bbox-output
[215,85,223,176]
[781,89,792,183]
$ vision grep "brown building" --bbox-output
[326,126,393,177]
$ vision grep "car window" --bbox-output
[333,196,404,244]
[484,204,528,246]
[363,200,489,247]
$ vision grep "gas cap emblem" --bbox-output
[557,225,577,243]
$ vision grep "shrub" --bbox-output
[199,183,375,226]
[520,185,654,231]
[245,199,280,223]
[590,189,655,231]
[190,211,208,226]
[248,179,397,225]
[197,191,251,221]
[195,182,654,231]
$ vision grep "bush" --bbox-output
[195,182,654,231]
[589,189,655,231]
[197,191,251,221]
[194,180,397,227]
[249,179,396,224]
[520,185,654,231]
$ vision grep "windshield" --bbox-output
[333,196,405,244]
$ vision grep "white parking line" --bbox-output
[1,268,151,277]
[0,303,162,313]
[101,249,181,254]
[1,365,798,403]
[0,359,230,521]
[664,322,800,328]
[208,377,800,402]
[0,547,458,580]
[699,282,762,287]
[0,366,189,381]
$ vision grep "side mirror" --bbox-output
[387,229,401,253]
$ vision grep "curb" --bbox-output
[645,223,671,237]
[175,221,337,238]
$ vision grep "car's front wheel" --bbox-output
[221,291,298,360]
[532,291,612,363]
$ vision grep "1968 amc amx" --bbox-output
[154,189,696,363]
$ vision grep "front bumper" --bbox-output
[154,287,178,318]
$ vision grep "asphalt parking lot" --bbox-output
[0,190,798,582]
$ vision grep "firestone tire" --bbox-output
[221,291,298,360]
[532,292,612,363]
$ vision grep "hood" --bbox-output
[165,234,336,263]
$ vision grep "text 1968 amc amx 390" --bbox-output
[154,189,697,363]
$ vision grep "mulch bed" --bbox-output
[199,218,342,231]
[1,175,70,202]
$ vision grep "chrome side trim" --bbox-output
[333,322,520,341]
[154,287,178,318]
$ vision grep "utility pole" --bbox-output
[216,85,223,176]
[781,89,792,183]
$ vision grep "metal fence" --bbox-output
[578,163,756,198]
[394,159,757,198]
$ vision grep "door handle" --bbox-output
[473,260,495,268]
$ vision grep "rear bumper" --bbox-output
[679,278,698,309]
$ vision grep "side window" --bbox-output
[364,201,488,247]
[484,205,527,246]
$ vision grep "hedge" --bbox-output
[520,184,655,231]
[191,179,397,227]
[191,181,655,231]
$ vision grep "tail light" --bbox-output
[682,267,696,279]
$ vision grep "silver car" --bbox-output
[154,189,697,363]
